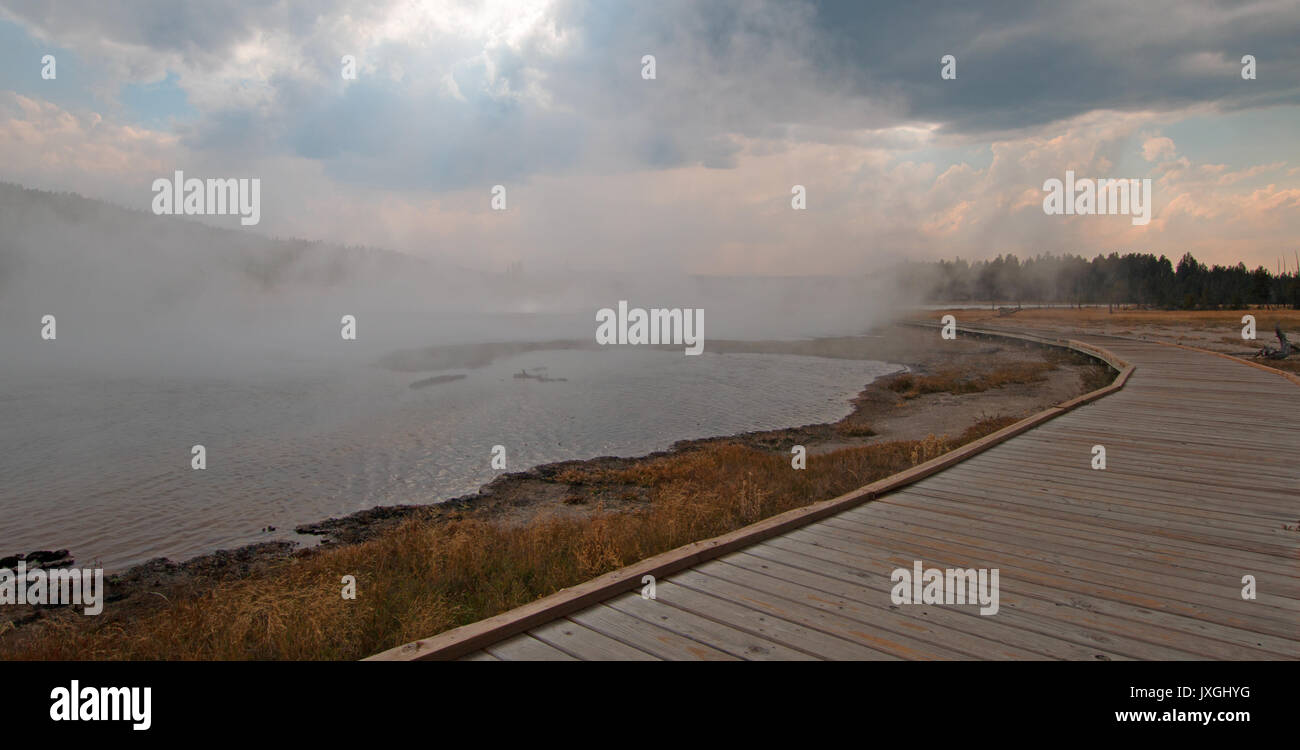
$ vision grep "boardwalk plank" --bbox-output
[867,487,1300,578]
[836,501,1300,595]
[687,562,1023,659]
[650,580,899,660]
[915,465,1299,520]
[781,526,1300,652]
[485,633,579,661]
[722,549,1138,660]
[762,534,1289,660]
[744,540,1200,660]
[528,619,661,661]
[797,519,1300,627]
[567,603,740,661]
[604,592,819,660]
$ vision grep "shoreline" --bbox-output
[0,322,1109,640]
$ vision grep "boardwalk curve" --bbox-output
[370,329,1300,661]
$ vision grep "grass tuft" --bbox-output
[884,360,1056,399]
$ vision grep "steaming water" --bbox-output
[1,348,900,571]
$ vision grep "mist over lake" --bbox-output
[0,186,911,571]
[2,343,898,570]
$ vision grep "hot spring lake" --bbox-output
[1,348,901,571]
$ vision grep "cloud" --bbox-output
[9,0,1294,187]
[811,0,1300,134]
[1142,136,1176,162]
[0,92,179,190]
[0,0,1298,273]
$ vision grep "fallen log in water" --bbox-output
[408,374,467,389]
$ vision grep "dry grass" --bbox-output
[955,414,1023,442]
[1263,358,1300,375]
[1078,362,1117,392]
[923,307,1300,329]
[834,420,877,437]
[884,360,1056,399]
[2,416,1022,661]
[918,307,1300,375]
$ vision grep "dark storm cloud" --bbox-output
[0,0,314,65]
[3,0,1297,187]
[803,0,1300,134]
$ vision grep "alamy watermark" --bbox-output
[596,301,704,355]
[50,681,151,731]
[152,170,261,226]
[0,560,104,615]
[890,560,999,615]
[1043,170,1151,226]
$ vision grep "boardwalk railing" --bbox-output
[367,326,1132,661]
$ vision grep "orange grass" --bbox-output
[921,307,1300,328]
[884,361,1057,399]
[2,417,1021,660]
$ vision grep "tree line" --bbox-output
[901,252,1300,309]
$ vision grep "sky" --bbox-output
[1,0,1298,275]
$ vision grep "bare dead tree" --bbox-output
[1256,324,1293,360]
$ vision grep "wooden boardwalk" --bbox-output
[390,334,1300,660]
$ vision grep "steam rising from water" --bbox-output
[0,184,907,569]
[0,184,904,378]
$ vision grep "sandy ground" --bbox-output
[918,307,1300,375]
